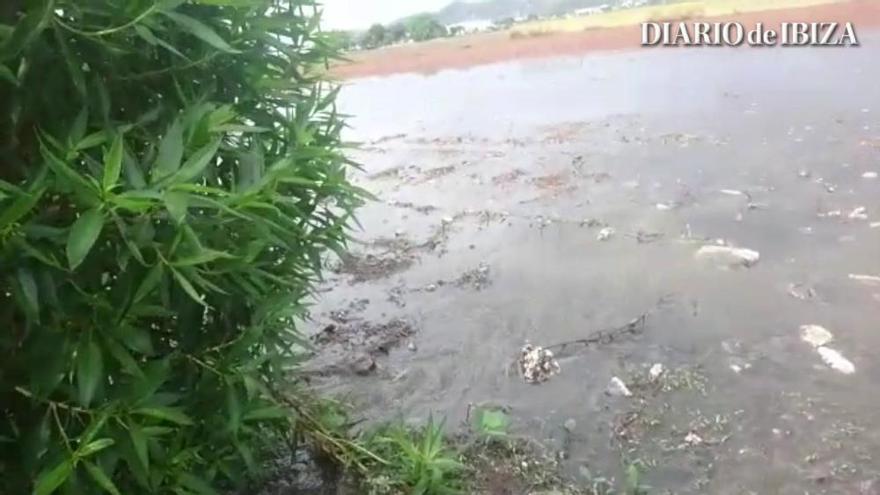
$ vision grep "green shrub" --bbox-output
[0,0,362,493]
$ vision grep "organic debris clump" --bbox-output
[518,344,562,384]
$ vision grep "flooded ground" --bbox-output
[307,31,880,494]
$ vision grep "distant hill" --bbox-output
[415,0,618,25]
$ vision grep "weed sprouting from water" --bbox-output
[360,417,464,495]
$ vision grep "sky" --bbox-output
[320,0,456,31]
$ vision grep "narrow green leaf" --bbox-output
[83,461,121,495]
[120,325,155,355]
[133,263,164,303]
[243,406,289,422]
[52,23,86,97]
[128,423,149,473]
[0,0,54,61]
[171,267,206,306]
[33,459,73,495]
[134,24,186,59]
[153,117,184,179]
[171,249,234,267]
[161,138,221,186]
[76,339,103,406]
[132,406,194,426]
[16,267,39,321]
[69,107,88,146]
[102,134,123,192]
[122,146,146,189]
[66,208,104,269]
[41,140,99,205]
[78,438,115,457]
[80,411,109,445]
[163,191,188,224]
[161,11,240,53]
[103,337,144,377]
[226,385,242,432]
[0,186,45,231]
[75,131,109,152]
[177,473,219,495]
[0,63,16,85]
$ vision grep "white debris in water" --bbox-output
[870,222,880,229]
[597,227,615,241]
[518,344,561,384]
[818,209,842,218]
[849,274,880,285]
[798,169,811,178]
[848,206,868,220]
[788,283,816,301]
[441,216,454,225]
[655,202,673,211]
[816,346,855,374]
[720,189,745,196]
[649,363,665,381]
[730,363,744,373]
[684,432,704,446]
[800,325,834,348]
[695,245,760,268]
[862,171,878,179]
[605,376,632,397]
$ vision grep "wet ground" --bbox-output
[307,31,880,494]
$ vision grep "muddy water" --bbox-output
[310,33,880,493]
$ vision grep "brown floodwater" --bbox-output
[309,29,880,493]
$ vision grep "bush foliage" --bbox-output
[0,0,362,493]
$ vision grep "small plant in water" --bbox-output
[624,461,651,495]
[363,417,463,495]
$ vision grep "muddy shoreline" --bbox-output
[332,0,880,79]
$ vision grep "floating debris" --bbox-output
[788,283,817,301]
[818,209,842,219]
[684,432,704,446]
[800,324,834,348]
[816,347,855,374]
[862,171,878,179]
[649,363,665,381]
[655,202,674,211]
[519,344,561,384]
[798,169,812,179]
[848,206,868,220]
[720,189,746,197]
[849,274,880,285]
[729,362,752,374]
[695,245,760,268]
[634,230,663,244]
[597,227,615,241]
[605,376,632,397]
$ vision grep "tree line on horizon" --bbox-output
[329,14,451,51]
